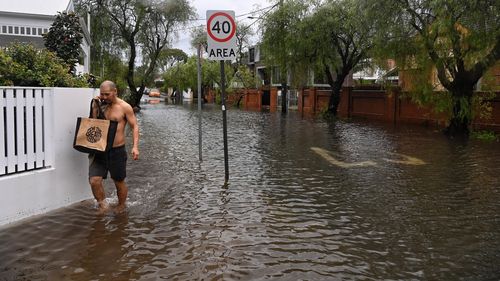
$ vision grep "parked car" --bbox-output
[149,89,161,97]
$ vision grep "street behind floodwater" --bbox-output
[1,100,499,280]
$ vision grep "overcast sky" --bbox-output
[172,0,272,55]
[0,0,272,55]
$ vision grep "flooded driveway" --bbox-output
[1,101,499,280]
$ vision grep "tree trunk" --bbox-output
[126,36,139,108]
[236,89,246,108]
[281,82,287,114]
[325,65,348,117]
[326,82,342,116]
[132,86,144,108]
[444,89,473,138]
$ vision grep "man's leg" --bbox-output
[113,180,128,214]
[89,176,108,213]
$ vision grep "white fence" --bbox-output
[0,87,96,226]
[1,88,52,176]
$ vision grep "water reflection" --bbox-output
[1,99,499,280]
[69,214,130,280]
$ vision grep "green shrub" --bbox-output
[0,43,89,87]
[471,130,498,142]
[0,51,14,85]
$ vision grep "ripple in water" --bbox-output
[1,101,500,280]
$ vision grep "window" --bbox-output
[8,26,13,34]
[272,67,281,84]
[2,26,6,33]
[249,48,255,63]
[43,28,48,33]
[20,27,25,34]
[38,28,43,35]
[32,28,37,35]
[26,27,31,35]
[14,26,19,34]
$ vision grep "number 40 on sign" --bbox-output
[206,10,237,61]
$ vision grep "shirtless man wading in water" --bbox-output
[89,80,139,214]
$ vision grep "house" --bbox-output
[0,0,91,74]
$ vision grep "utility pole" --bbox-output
[279,0,287,114]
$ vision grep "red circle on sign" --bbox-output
[207,12,236,43]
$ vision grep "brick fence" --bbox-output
[299,87,500,131]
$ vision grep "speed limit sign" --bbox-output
[206,10,237,60]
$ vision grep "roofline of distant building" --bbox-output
[0,11,55,20]
[0,10,92,46]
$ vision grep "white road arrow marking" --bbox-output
[311,147,377,168]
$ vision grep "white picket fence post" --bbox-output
[0,87,53,176]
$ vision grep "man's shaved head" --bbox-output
[100,80,117,90]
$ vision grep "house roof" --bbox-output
[0,0,71,16]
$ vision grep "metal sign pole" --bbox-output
[197,45,203,162]
[220,61,229,183]
[206,10,235,184]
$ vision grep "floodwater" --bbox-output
[1,100,500,280]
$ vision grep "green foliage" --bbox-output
[0,43,89,87]
[261,0,377,114]
[372,0,500,134]
[190,26,207,50]
[80,0,195,106]
[234,21,254,66]
[227,65,259,107]
[472,91,496,121]
[319,106,335,119]
[480,68,500,93]
[261,0,308,83]
[229,65,258,90]
[43,12,83,74]
[470,130,498,142]
[162,57,233,98]
[0,51,14,86]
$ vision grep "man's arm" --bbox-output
[91,98,100,118]
[125,104,140,160]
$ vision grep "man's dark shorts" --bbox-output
[89,146,127,181]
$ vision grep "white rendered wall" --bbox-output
[0,87,97,226]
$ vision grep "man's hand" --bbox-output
[132,147,139,160]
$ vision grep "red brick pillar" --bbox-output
[270,87,278,112]
[258,89,262,111]
[298,88,303,114]
[385,87,398,124]
[310,87,317,114]
[244,89,248,109]
[338,87,351,117]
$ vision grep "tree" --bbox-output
[75,0,123,79]
[157,48,188,73]
[305,0,376,115]
[229,64,259,107]
[374,0,500,137]
[234,21,254,68]
[86,0,194,107]
[162,56,233,103]
[261,0,307,113]
[190,25,207,51]
[261,0,376,116]
[43,12,83,74]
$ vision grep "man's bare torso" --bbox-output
[102,98,128,147]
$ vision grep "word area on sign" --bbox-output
[209,48,236,58]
